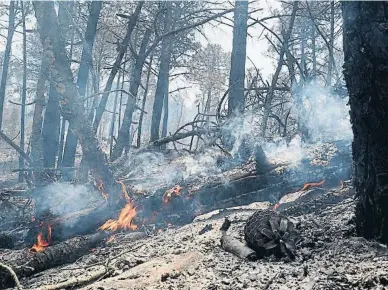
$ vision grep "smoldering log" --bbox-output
[219,218,257,261]
[27,200,126,244]
[0,231,110,288]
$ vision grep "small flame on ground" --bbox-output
[30,226,52,252]
[273,203,280,211]
[97,180,108,201]
[99,202,137,231]
[106,235,116,244]
[118,181,130,202]
[162,185,183,204]
[300,179,325,191]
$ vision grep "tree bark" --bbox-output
[0,1,16,130]
[342,1,388,243]
[137,54,153,148]
[42,2,74,169]
[227,0,248,117]
[92,2,143,133]
[33,2,119,199]
[150,5,174,142]
[161,67,170,149]
[109,73,121,156]
[42,84,60,168]
[110,28,152,160]
[327,1,335,86]
[19,2,27,182]
[62,1,102,169]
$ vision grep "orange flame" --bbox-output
[30,225,52,252]
[300,179,325,191]
[272,203,280,211]
[162,185,183,204]
[106,235,116,244]
[99,202,137,231]
[97,180,109,201]
[118,181,130,202]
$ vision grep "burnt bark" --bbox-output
[42,2,74,170]
[62,1,102,169]
[42,84,60,168]
[342,2,388,243]
[110,28,152,160]
[0,232,109,288]
[227,0,248,117]
[19,2,27,182]
[137,54,153,148]
[33,2,119,199]
[150,6,174,142]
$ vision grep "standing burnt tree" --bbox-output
[342,2,388,243]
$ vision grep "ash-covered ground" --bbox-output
[14,183,388,290]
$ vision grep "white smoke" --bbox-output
[296,83,352,142]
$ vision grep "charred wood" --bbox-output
[220,218,257,261]
[0,232,110,288]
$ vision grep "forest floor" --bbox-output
[10,183,388,290]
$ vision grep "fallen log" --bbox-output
[0,231,110,288]
[220,218,257,261]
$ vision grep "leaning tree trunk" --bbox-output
[342,1,388,243]
[92,2,143,133]
[150,5,174,143]
[33,2,120,200]
[42,1,74,170]
[0,1,15,130]
[62,1,102,169]
[110,28,151,161]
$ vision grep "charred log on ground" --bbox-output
[0,232,110,288]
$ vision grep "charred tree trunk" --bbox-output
[62,1,102,169]
[137,54,153,148]
[227,0,248,117]
[33,2,120,199]
[342,1,388,243]
[150,6,174,143]
[110,28,151,160]
[327,1,335,86]
[0,1,15,130]
[92,2,143,133]
[161,68,170,148]
[0,232,109,288]
[42,84,61,168]
[109,74,121,156]
[42,2,74,170]
[19,3,27,182]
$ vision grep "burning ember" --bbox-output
[99,202,137,231]
[30,225,52,252]
[118,180,130,202]
[162,185,183,204]
[300,179,325,191]
[106,235,116,244]
[97,180,108,201]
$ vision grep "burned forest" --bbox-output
[0,1,387,289]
